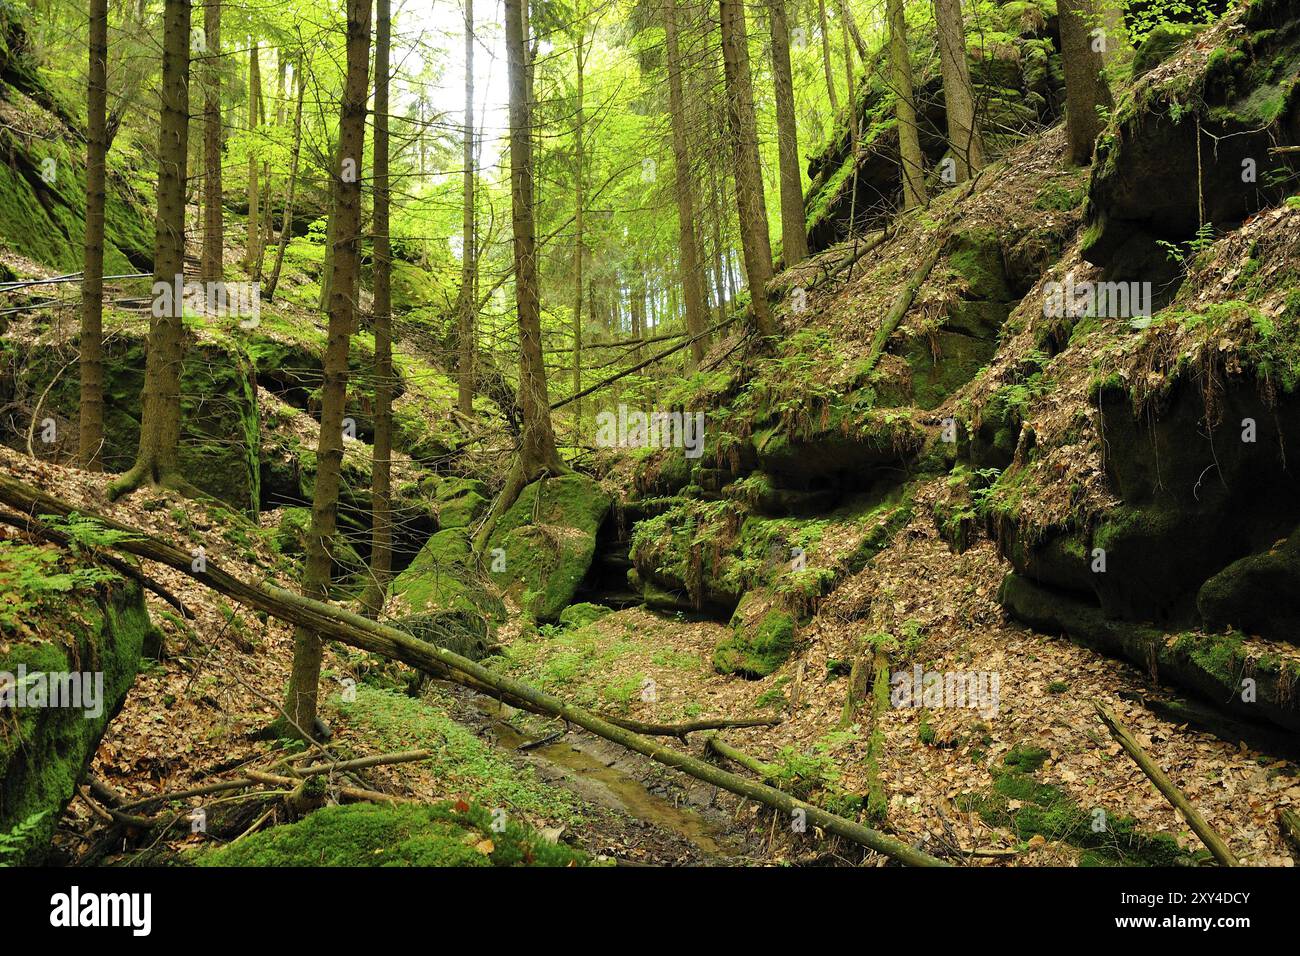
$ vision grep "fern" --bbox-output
[0,811,49,865]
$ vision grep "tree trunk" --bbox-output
[934,0,984,180]
[264,66,305,302]
[284,0,372,737]
[816,0,839,112]
[719,0,775,337]
[476,0,565,550]
[665,0,709,364]
[80,0,108,471]
[200,0,223,284]
[888,0,927,209]
[571,19,586,422]
[768,0,807,266]
[456,0,477,415]
[108,0,190,501]
[244,41,261,272]
[361,0,393,620]
[1059,0,1114,166]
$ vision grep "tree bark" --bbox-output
[244,41,261,272]
[475,0,566,550]
[285,0,372,737]
[934,0,984,180]
[768,0,807,266]
[719,0,775,337]
[816,0,839,112]
[80,0,108,471]
[1059,0,1114,166]
[456,0,477,415]
[362,0,393,620]
[107,0,190,501]
[263,66,305,302]
[200,0,223,284]
[888,0,927,209]
[571,18,587,420]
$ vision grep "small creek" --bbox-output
[473,698,743,860]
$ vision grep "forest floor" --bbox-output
[12,432,1295,867]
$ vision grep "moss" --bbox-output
[0,574,151,864]
[713,597,796,679]
[956,747,1200,865]
[433,476,489,529]
[388,529,504,657]
[487,474,611,623]
[329,685,583,822]
[199,802,587,867]
[557,602,612,629]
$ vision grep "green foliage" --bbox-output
[199,802,588,867]
[0,811,48,866]
[0,541,118,631]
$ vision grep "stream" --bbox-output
[471,696,749,862]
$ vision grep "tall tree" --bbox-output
[934,0,984,180]
[719,0,775,337]
[768,0,807,265]
[571,15,588,418]
[456,0,476,415]
[108,0,191,501]
[887,0,927,209]
[80,0,108,470]
[362,0,393,619]
[816,0,839,112]
[284,0,372,737]
[665,0,709,362]
[200,0,222,284]
[264,62,306,301]
[244,41,262,272]
[476,0,565,549]
[1059,0,1113,165]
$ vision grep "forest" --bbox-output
[0,0,1297,891]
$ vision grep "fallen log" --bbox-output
[1281,808,1300,857]
[0,472,946,867]
[603,715,781,740]
[1093,700,1239,867]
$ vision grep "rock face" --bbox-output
[802,0,1064,252]
[12,329,261,515]
[1082,1,1300,291]
[0,575,152,864]
[486,474,611,623]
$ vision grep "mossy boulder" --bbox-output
[558,602,612,629]
[434,476,489,529]
[388,528,503,658]
[485,474,611,623]
[713,592,797,679]
[11,326,260,515]
[0,571,152,864]
[199,802,586,867]
[1198,526,1300,643]
[1084,4,1300,280]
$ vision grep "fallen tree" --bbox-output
[0,471,946,867]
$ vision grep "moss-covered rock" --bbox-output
[388,528,504,658]
[199,802,586,867]
[1198,526,1300,643]
[433,476,489,529]
[558,602,612,629]
[713,592,796,679]
[0,564,151,864]
[486,474,611,622]
[11,325,261,515]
